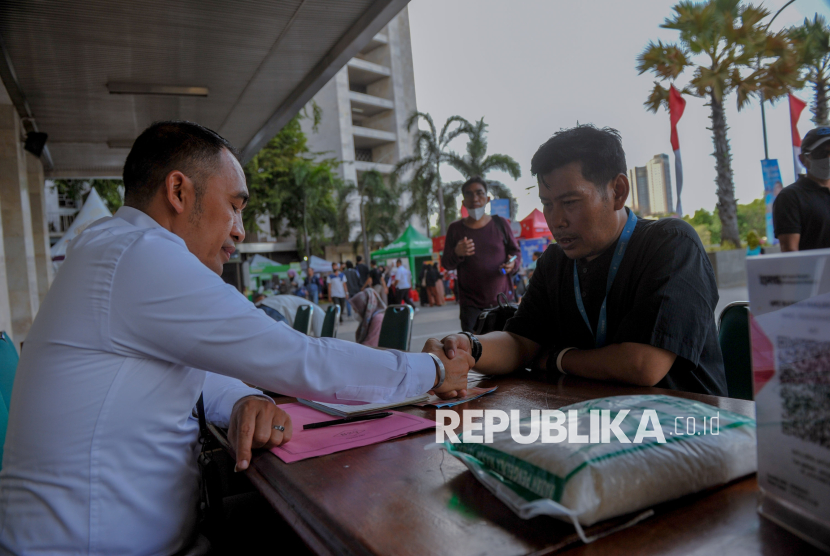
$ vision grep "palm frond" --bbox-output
[481,154,521,179]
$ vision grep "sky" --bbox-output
[407,0,829,221]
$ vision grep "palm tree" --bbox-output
[445,118,521,180]
[288,159,337,260]
[445,117,522,220]
[638,0,800,247]
[355,170,404,257]
[394,112,471,236]
[789,14,830,125]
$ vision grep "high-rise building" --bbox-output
[646,154,673,215]
[626,166,649,214]
[627,154,673,216]
[301,7,419,254]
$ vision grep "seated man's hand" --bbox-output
[423,338,474,399]
[228,396,292,472]
[440,333,471,360]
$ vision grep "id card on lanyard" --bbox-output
[573,210,637,348]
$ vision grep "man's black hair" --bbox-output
[370,259,377,266]
[345,260,354,269]
[356,255,363,263]
[530,125,626,192]
[123,120,236,210]
[461,176,488,195]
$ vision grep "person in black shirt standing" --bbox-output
[355,255,370,285]
[365,259,387,304]
[437,125,727,396]
[773,126,830,251]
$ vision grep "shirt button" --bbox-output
[582,267,587,274]
[582,291,587,298]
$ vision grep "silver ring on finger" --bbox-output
[273,425,285,432]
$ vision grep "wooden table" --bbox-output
[211,373,824,556]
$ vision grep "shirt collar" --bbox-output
[114,206,164,229]
[113,206,187,248]
[800,175,830,191]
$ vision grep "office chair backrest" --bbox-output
[0,331,20,469]
[321,305,341,338]
[293,305,314,335]
[717,302,753,401]
[377,304,414,351]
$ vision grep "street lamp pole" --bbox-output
[759,0,797,160]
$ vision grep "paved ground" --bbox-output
[330,284,750,352]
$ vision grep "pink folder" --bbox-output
[269,402,435,463]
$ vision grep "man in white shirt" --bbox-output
[0,121,471,555]
[393,259,416,310]
[327,262,348,322]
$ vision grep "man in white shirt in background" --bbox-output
[393,259,417,311]
[327,261,348,322]
[0,121,471,555]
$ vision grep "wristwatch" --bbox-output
[428,353,446,389]
[460,332,482,363]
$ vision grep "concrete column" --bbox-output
[0,104,39,342]
[27,151,53,302]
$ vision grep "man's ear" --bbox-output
[163,170,192,215]
[611,173,629,210]
[799,153,809,170]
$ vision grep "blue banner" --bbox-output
[519,238,550,268]
[760,159,783,246]
[490,198,510,220]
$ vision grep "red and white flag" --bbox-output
[789,93,807,180]
[669,85,686,216]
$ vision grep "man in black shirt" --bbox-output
[365,259,387,303]
[438,125,727,396]
[355,255,370,285]
[773,126,830,251]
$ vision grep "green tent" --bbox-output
[247,255,302,289]
[371,225,433,279]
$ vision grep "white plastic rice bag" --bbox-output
[441,395,756,538]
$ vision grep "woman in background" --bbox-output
[350,288,386,347]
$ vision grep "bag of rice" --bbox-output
[440,395,756,542]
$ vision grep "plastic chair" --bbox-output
[717,302,753,401]
[0,331,20,470]
[320,305,341,338]
[293,305,314,335]
[377,304,415,351]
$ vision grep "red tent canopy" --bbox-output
[520,209,552,239]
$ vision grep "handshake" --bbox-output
[422,334,476,400]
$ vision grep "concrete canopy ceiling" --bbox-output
[0,0,408,178]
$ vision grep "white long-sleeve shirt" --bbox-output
[0,207,435,555]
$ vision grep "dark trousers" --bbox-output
[397,288,416,309]
[460,305,484,333]
[332,297,346,322]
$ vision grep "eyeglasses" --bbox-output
[462,190,488,199]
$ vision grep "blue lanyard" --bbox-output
[573,209,637,348]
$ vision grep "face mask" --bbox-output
[468,206,486,221]
[808,156,830,180]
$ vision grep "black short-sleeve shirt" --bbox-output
[772,176,830,250]
[504,215,727,396]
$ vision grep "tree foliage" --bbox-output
[394,112,471,236]
[51,179,124,213]
[443,117,521,221]
[358,170,404,246]
[683,196,765,247]
[638,0,801,247]
[241,105,341,257]
[789,14,830,125]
